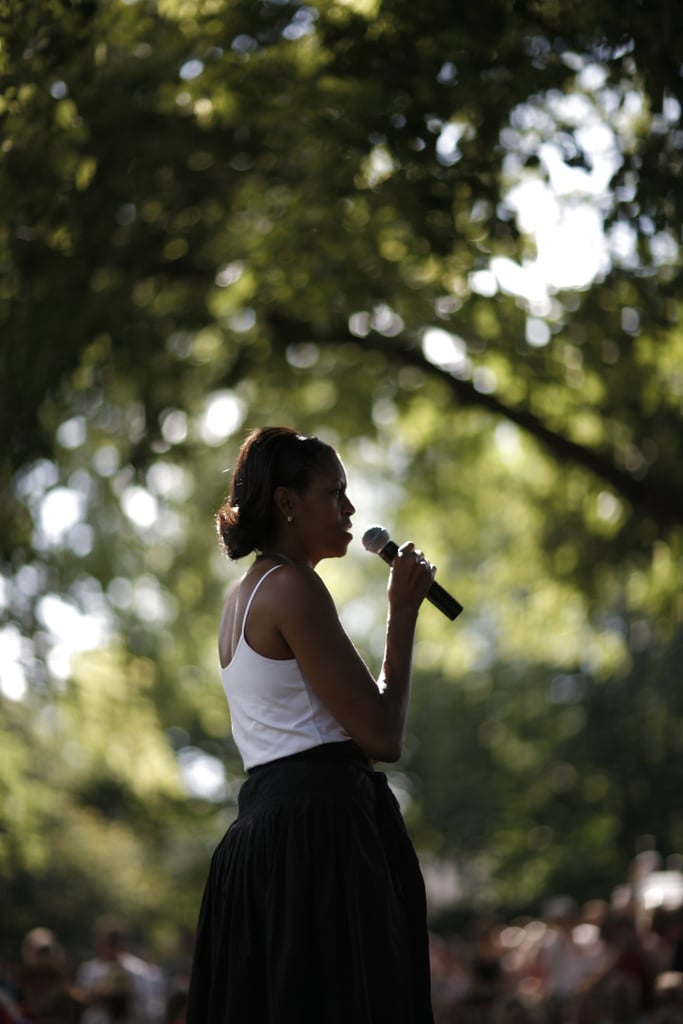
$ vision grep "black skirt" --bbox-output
[186,741,434,1024]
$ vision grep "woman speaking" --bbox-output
[187,426,436,1023]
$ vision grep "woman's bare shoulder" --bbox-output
[219,562,313,666]
[218,572,253,667]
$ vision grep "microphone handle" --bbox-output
[378,542,464,621]
[427,580,464,621]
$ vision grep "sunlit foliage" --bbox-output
[1,0,682,951]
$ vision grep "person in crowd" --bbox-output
[0,927,84,1024]
[186,426,437,1023]
[651,972,683,1024]
[80,966,136,1024]
[530,897,595,1024]
[647,908,683,975]
[430,934,471,1023]
[161,930,193,1003]
[599,912,659,1018]
[164,991,187,1024]
[76,917,165,1024]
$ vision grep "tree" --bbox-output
[1,0,682,949]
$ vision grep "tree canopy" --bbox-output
[1,0,682,953]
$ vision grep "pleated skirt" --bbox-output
[186,740,433,1024]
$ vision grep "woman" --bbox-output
[186,426,436,1024]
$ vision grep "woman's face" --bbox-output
[290,455,356,563]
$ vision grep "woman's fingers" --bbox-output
[398,543,435,574]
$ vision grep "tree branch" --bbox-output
[265,312,683,530]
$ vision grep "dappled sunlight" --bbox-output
[348,304,405,339]
[435,121,467,166]
[160,408,189,445]
[510,187,610,291]
[422,328,471,376]
[285,341,320,369]
[176,746,229,802]
[121,484,159,529]
[130,575,179,625]
[0,625,28,700]
[147,460,194,502]
[65,647,184,798]
[357,143,395,188]
[199,390,247,446]
[38,592,111,664]
[3,0,683,952]
[37,486,87,547]
[492,65,670,302]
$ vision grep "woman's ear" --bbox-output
[273,485,295,524]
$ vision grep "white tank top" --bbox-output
[220,565,349,770]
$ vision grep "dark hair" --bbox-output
[216,427,336,559]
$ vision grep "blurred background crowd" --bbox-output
[430,893,683,1024]
[0,915,190,1024]
[2,858,683,1024]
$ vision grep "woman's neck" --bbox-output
[259,550,294,565]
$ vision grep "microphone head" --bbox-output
[362,524,390,553]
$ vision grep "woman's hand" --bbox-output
[387,541,436,615]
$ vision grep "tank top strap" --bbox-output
[240,564,285,639]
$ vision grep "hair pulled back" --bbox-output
[216,427,336,559]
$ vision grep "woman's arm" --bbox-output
[264,545,434,762]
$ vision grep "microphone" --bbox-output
[362,525,463,621]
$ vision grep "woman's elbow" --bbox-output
[365,734,403,763]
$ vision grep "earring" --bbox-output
[287,515,293,523]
